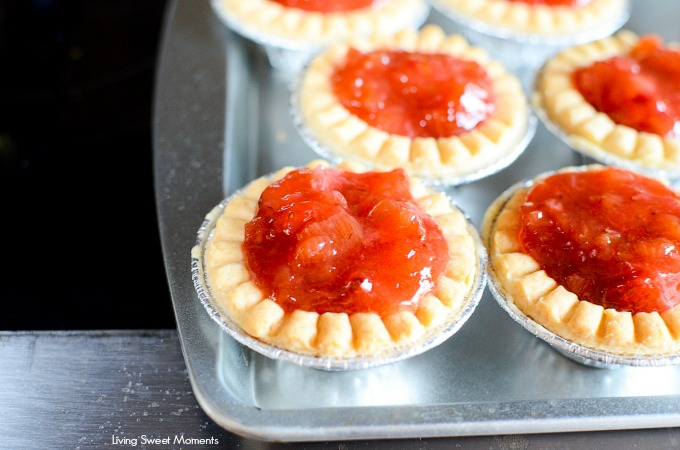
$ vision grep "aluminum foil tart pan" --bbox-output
[429,0,631,46]
[482,167,680,369]
[429,0,631,88]
[531,64,680,184]
[210,0,322,73]
[191,166,488,371]
[289,71,538,188]
[209,0,431,75]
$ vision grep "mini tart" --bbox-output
[195,160,484,366]
[430,0,628,39]
[210,0,429,49]
[533,30,680,174]
[482,166,680,358]
[296,25,532,184]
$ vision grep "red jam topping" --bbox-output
[517,167,680,314]
[271,0,375,13]
[508,0,591,6]
[573,35,680,138]
[331,49,496,139]
[242,166,450,316]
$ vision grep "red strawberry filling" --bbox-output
[243,166,450,315]
[331,49,496,139]
[518,167,680,313]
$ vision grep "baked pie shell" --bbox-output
[296,24,531,184]
[197,160,483,361]
[211,0,429,48]
[482,166,680,357]
[431,0,628,37]
[533,30,680,174]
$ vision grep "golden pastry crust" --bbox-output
[201,160,482,359]
[297,24,531,183]
[432,0,628,37]
[482,166,680,357]
[210,0,429,48]
[533,30,680,173]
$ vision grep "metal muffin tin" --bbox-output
[156,0,680,442]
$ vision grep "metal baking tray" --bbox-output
[154,0,680,442]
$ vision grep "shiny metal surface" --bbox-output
[1,330,679,449]
[153,0,680,443]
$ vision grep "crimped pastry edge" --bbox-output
[296,24,532,185]
[210,0,430,49]
[533,30,680,176]
[431,0,629,40]
[194,159,486,369]
[482,165,680,360]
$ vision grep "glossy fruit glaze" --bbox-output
[243,166,450,316]
[331,48,496,139]
[270,0,375,13]
[573,35,680,138]
[517,167,680,314]
[507,0,591,6]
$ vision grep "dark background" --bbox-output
[0,0,175,330]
